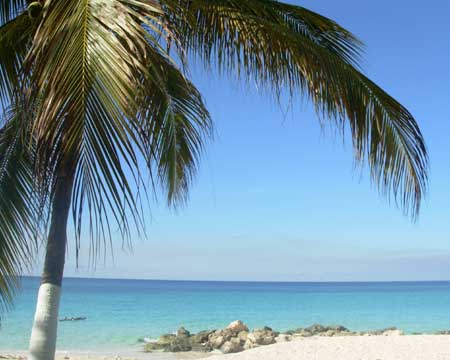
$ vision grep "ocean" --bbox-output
[1,277,450,351]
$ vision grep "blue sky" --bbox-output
[45,0,450,281]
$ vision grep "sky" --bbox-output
[32,0,450,282]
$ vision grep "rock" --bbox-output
[191,330,214,344]
[238,331,249,342]
[208,332,226,349]
[227,320,249,333]
[208,327,242,349]
[291,324,350,337]
[247,327,277,346]
[144,342,167,352]
[293,329,313,337]
[167,337,192,352]
[328,325,349,332]
[382,328,403,336]
[176,327,190,337]
[158,334,176,345]
[337,331,356,337]
[437,330,450,335]
[221,338,243,354]
[243,338,257,350]
[305,324,327,334]
[319,330,336,337]
[275,334,292,343]
[362,327,403,336]
[144,322,362,354]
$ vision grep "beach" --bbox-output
[205,335,450,360]
[3,335,450,360]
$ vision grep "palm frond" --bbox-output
[0,99,38,313]
[0,13,34,107]
[164,0,428,217]
[0,0,26,26]
[137,50,212,206]
[24,0,211,261]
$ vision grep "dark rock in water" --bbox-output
[176,327,190,337]
[144,334,176,352]
[167,337,192,352]
[145,329,213,353]
[158,334,176,345]
[191,330,214,344]
[144,342,167,352]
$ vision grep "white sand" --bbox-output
[3,336,450,360]
[206,335,450,360]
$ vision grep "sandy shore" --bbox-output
[206,335,450,360]
[3,336,450,360]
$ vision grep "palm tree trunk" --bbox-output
[29,164,75,360]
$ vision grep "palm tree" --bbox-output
[0,0,427,359]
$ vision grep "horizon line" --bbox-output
[20,275,450,284]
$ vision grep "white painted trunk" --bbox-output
[28,283,62,360]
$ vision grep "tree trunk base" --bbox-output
[29,283,62,360]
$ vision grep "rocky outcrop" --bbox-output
[208,323,250,353]
[144,328,211,353]
[244,327,278,349]
[176,327,190,337]
[287,324,353,337]
[144,322,406,354]
[191,330,214,344]
[221,338,244,354]
[227,320,249,333]
[437,330,450,335]
[361,327,404,336]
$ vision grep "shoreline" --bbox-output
[3,335,450,360]
[3,322,450,355]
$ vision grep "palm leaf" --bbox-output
[24,0,211,261]
[137,49,212,206]
[0,99,38,313]
[0,12,34,107]
[164,0,428,217]
[0,0,26,26]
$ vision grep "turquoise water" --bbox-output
[1,277,450,351]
